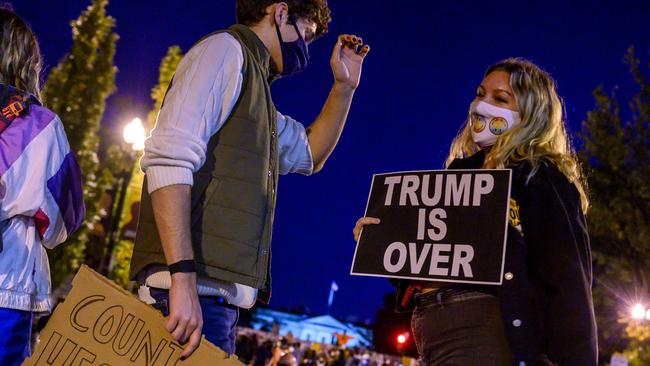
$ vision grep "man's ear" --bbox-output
[272,2,289,27]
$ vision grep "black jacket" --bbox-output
[394,151,598,365]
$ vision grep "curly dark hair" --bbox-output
[236,0,331,39]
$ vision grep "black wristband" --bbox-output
[168,259,196,274]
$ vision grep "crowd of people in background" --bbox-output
[235,329,417,366]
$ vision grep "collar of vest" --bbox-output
[228,24,272,76]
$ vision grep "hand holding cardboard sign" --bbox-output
[23,266,242,366]
[168,272,203,359]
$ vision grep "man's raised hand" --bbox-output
[331,34,370,90]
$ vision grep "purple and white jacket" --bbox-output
[0,89,85,313]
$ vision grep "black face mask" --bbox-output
[270,16,310,80]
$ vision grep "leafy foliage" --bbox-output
[42,0,118,288]
[579,46,650,363]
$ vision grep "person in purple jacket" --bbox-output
[0,6,85,365]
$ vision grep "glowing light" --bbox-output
[646,309,650,320]
[397,334,407,344]
[123,118,146,151]
[632,304,646,320]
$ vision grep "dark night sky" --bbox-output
[22,0,650,323]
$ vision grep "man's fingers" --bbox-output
[358,44,370,58]
[182,319,201,345]
[181,328,203,359]
[337,34,366,56]
[346,35,362,44]
[334,34,355,61]
[171,317,189,342]
[165,315,179,333]
[339,34,363,48]
[180,321,196,345]
[344,34,362,44]
[331,38,342,62]
[344,39,359,53]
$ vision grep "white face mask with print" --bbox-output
[470,101,521,148]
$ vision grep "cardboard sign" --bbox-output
[351,169,512,285]
[23,265,243,366]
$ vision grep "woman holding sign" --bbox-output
[0,6,85,366]
[354,58,597,365]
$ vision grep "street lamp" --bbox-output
[123,117,146,151]
[631,304,646,320]
[100,118,146,275]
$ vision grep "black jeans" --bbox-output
[411,288,512,366]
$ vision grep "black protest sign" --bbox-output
[351,169,512,285]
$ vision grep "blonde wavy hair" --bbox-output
[446,58,589,212]
[0,5,42,100]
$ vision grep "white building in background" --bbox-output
[250,309,373,348]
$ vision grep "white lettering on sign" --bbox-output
[417,208,447,241]
[382,242,475,278]
[473,174,494,206]
[429,244,451,276]
[409,242,431,273]
[383,173,495,208]
[421,174,443,206]
[383,176,402,206]
[444,174,471,206]
[451,244,474,277]
[383,242,407,273]
[399,175,420,206]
